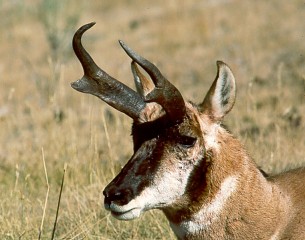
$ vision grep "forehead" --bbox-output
[132,102,203,141]
[178,102,202,136]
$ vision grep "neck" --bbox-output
[163,134,291,240]
[168,174,239,239]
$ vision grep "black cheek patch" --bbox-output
[133,140,166,195]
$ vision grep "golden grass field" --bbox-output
[0,0,304,239]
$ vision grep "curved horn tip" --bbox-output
[74,22,95,39]
[76,22,96,34]
[216,60,227,68]
[73,22,96,46]
[73,22,97,55]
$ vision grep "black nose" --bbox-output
[103,186,133,207]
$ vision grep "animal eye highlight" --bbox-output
[178,136,197,148]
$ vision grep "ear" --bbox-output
[131,61,154,97]
[199,61,236,122]
[130,61,165,123]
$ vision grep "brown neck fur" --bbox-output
[164,129,291,239]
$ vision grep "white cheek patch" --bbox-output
[138,165,194,209]
[130,143,206,212]
[109,161,196,217]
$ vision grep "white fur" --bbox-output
[270,231,279,240]
[108,161,198,220]
[108,137,206,221]
[199,175,238,222]
[170,175,239,238]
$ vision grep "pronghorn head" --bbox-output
[72,23,236,221]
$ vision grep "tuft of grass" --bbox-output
[38,0,82,63]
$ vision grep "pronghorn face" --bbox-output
[72,23,236,221]
[103,104,207,220]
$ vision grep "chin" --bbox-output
[110,208,142,221]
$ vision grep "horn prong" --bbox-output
[119,40,186,124]
[72,23,147,121]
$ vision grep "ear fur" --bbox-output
[131,61,154,97]
[200,61,236,122]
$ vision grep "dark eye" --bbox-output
[178,135,197,148]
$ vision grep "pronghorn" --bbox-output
[71,23,305,240]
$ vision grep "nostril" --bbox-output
[103,188,133,206]
[107,190,124,202]
[113,191,123,200]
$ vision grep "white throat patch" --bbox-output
[171,175,239,238]
[199,175,238,222]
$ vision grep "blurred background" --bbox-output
[0,0,304,239]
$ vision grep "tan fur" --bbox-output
[138,102,165,123]
[72,31,305,238]
[109,64,305,239]
[162,102,305,239]
[106,62,305,239]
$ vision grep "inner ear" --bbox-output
[131,61,155,97]
[199,61,236,122]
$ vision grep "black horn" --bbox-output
[71,23,147,120]
[119,40,186,124]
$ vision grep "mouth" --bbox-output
[110,208,142,221]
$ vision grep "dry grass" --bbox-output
[0,0,304,239]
